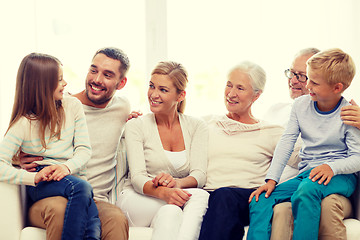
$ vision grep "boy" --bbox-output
[247,48,360,240]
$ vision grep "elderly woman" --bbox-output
[198,61,284,240]
[116,61,209,240]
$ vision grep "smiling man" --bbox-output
[21,47,131,240]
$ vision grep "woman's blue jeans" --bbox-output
[247,169,356,240]
[27,174,101,240]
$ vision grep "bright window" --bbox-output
[0,0,359,135]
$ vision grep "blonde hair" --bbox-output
[307,48,356,91]
[151,61,188,113]
[9,53,65,149]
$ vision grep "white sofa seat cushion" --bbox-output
[20,227,46,240]
[129,227,153,240]
[344,218,360,240]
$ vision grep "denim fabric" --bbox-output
[27,174,101,240]
[199,187,254,240]
[248,170,356,240]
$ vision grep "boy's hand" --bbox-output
[309,164,334,185]
[44,164,70,181]
[248,180,276,203]
[341,99,360,129]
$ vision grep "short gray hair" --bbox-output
[229,61,266,93]
[295,47,320,58]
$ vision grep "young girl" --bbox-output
[0,53,100,240]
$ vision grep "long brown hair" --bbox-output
[8,53,65,149]
[151,61,188,113]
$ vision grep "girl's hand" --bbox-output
[248,180,276,203]
[44,164,70,181]
[34,167,53,184]
[160,187,192,207]
[309,164,334,185]
[152,172,177,188]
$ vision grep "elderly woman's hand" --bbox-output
[152,172,178,188]
[341,99,360,129]
[248,180,276,203]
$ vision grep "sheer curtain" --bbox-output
[166,0,360,117]
[0,0,359,135]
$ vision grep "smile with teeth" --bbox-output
[90,84,104,91]
[227,97,238,104]
[150,98,162,104]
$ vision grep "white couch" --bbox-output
[2,180,360,240]
[3,139,360,240]
[0,182,155,240]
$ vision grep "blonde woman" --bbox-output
[117,61,209,240]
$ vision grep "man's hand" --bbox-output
[248,180,276,203]
[127,111,143,121]
[18,151,43,172]
[309,164,334,185]
[341,99,360,129]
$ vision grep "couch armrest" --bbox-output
[109,136,129,204]
[0,182,25,240]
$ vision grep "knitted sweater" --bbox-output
[203,115,284,191]
[0,96,91,186]
[82,95,130,202]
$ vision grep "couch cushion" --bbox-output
[129,227,153,240]
[20,227,46,240]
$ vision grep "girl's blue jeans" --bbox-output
[247,169,356,240]
[27,173,101,240]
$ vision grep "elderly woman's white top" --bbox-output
[203,115,284,191]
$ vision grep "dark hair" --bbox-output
[9,53,65,148]
[93,47,130,79]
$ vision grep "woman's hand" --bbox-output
[341,99,360,129]
[248,180,276,203]
[152,172,178,188]
[160,187,192,207]
[43,164,70,181]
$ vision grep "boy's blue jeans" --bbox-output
[27,174,101,240]
[247,169,356,240]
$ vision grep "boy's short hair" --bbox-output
[307,48,356,91]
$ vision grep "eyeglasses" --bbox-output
[284,69,308,83]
